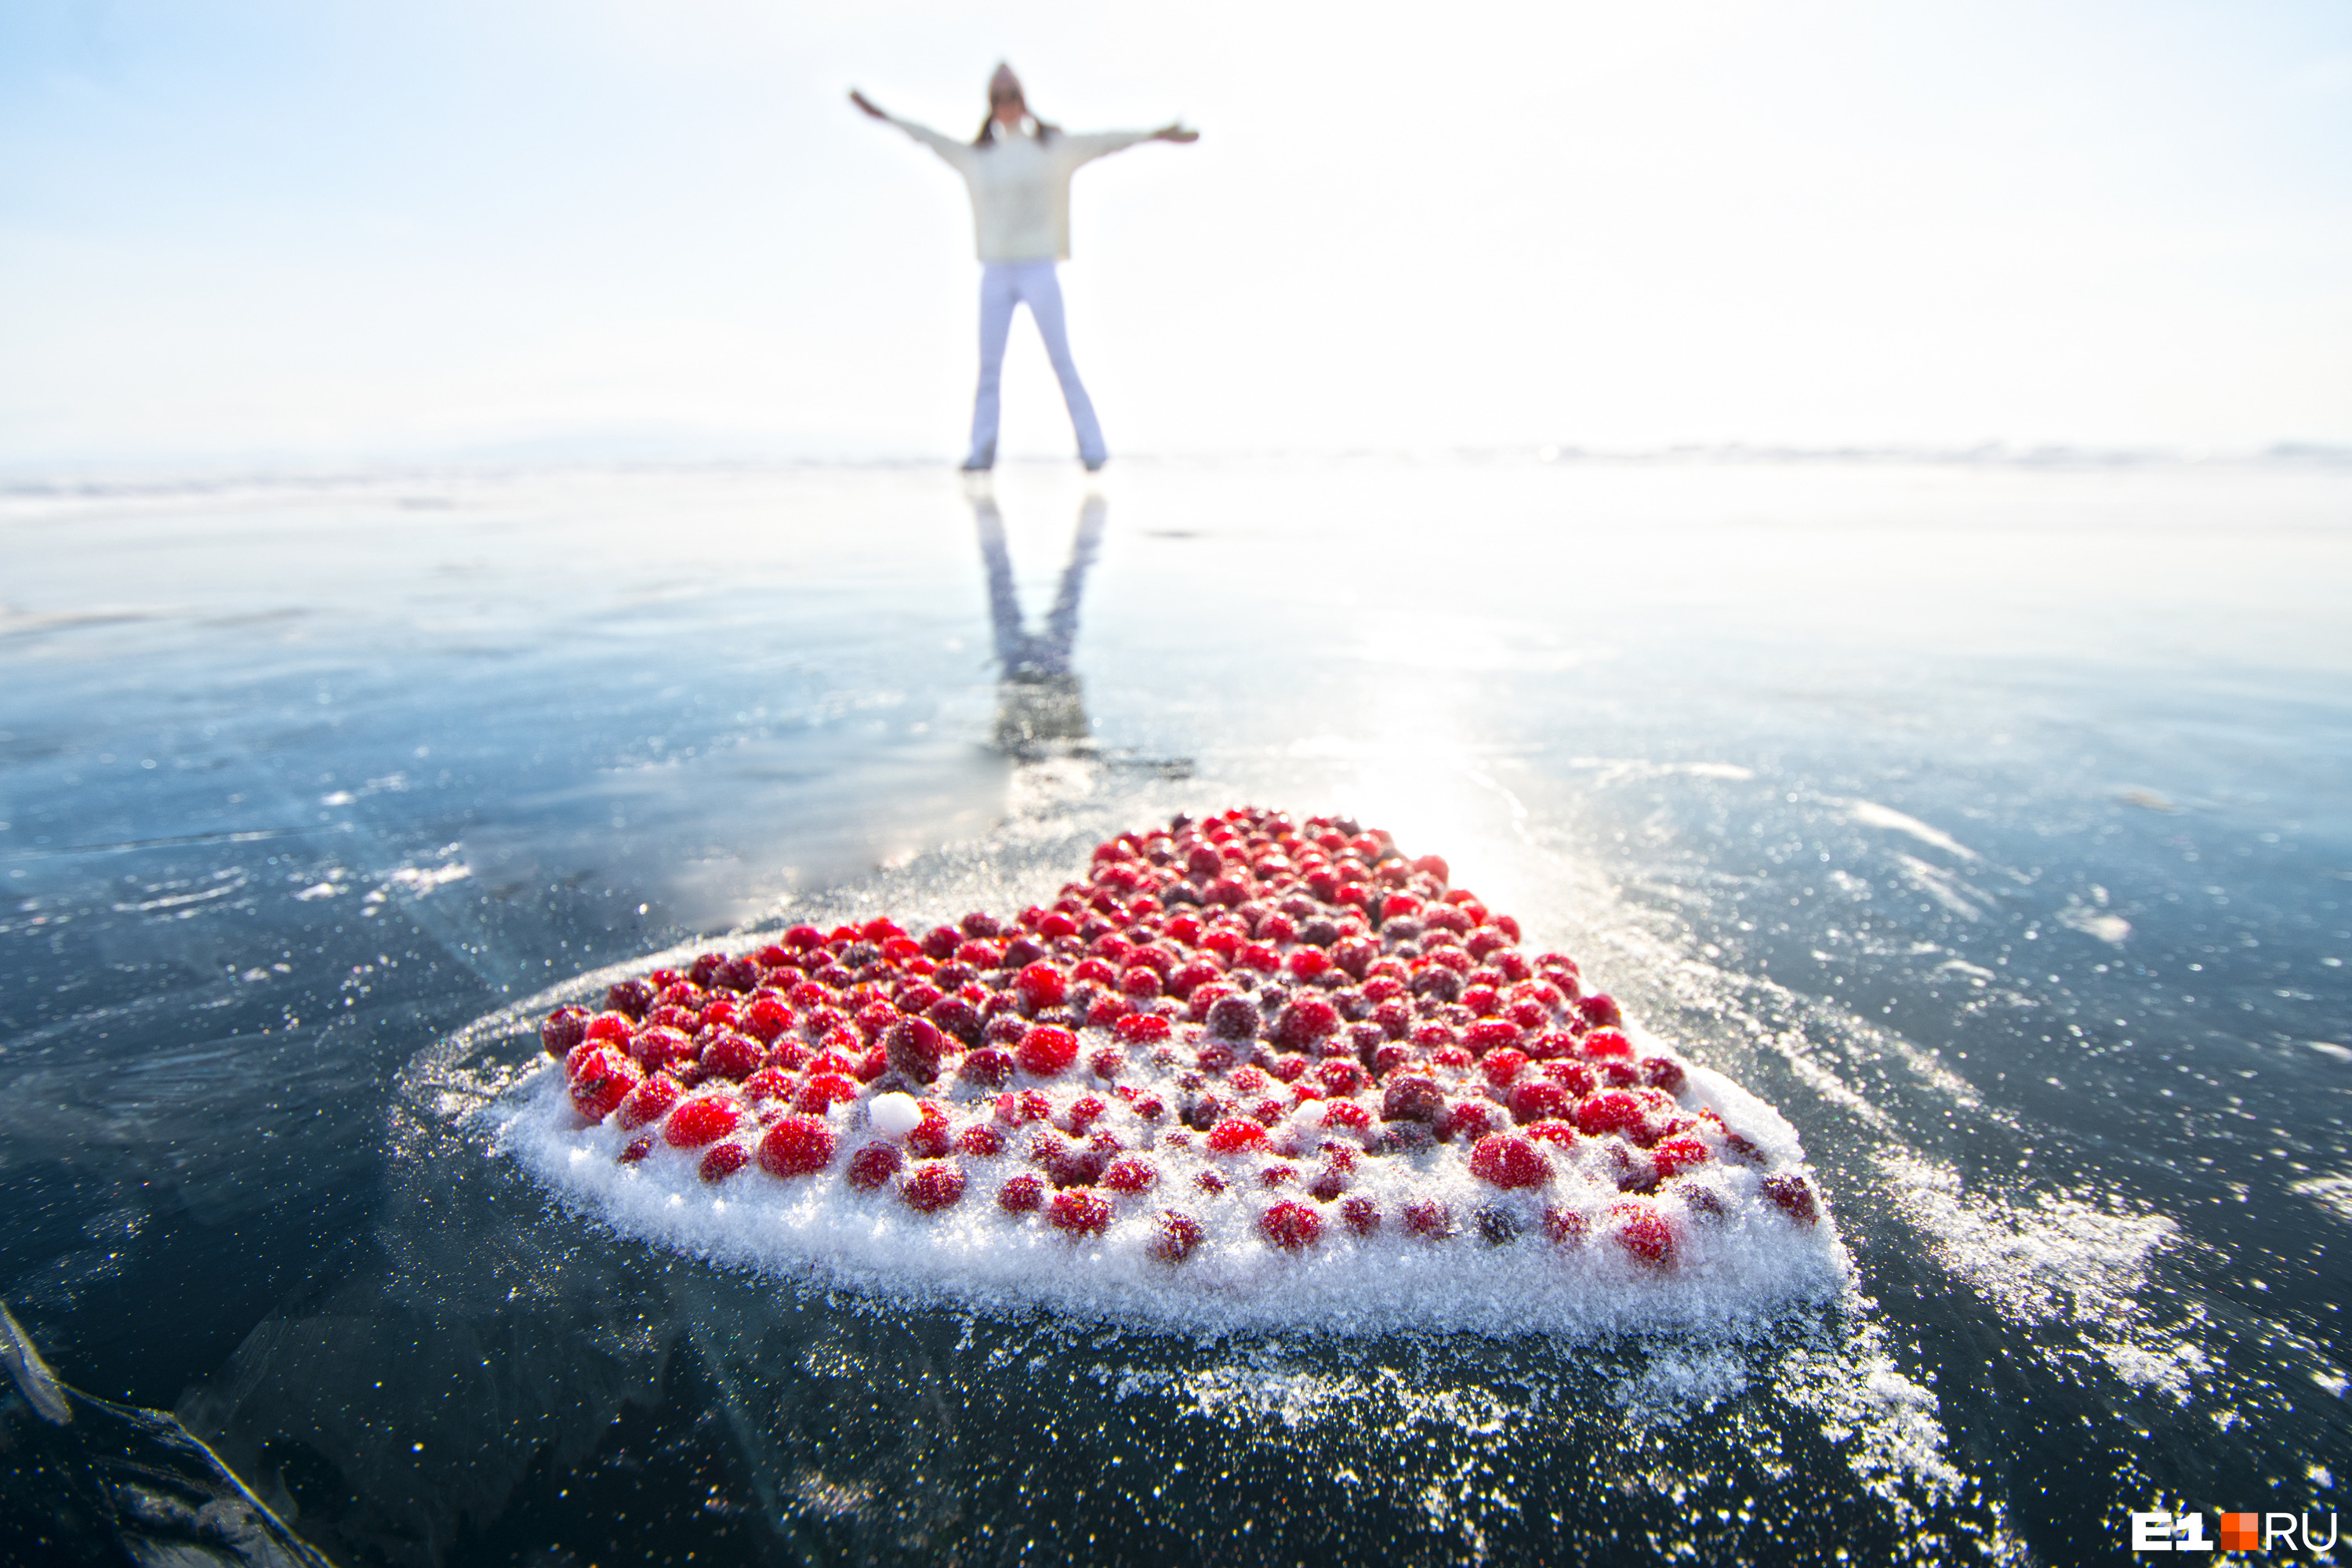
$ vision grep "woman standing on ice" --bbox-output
[851,65,1196,473]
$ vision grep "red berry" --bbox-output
[1581,994,1624,1029]
[1403,1200,1454,1240]
[956,1123,1006,1157]
[740,1067,793,1103]
[619,1136,653,1165]
[883,1017,950,1083]
[901,1160,967,1213]
[1468,1133,1552,1189]
[1316,1060,1367,1097]
[1340,1196,1381,1236]
[701,1032,762,1080]
[1102,1157,1159,1193]
[1576,1090,1645,1138]
[583,1011,633,1047]
[1652,1135,1710,1178]
[1049,1189,1112,1236]
[616,1073,682,1130]
[1541,1206,1588,1245]
[1761,1174,1820,1225]
[541,1005,590,1058]
[1464,1018,1519,1054]
[569,1049,642,1122]
[1640,1056,1687,1093]
[1015,961,1068,1008]
[1017,1025,1079,1076]
[1320,1101,1372,1131]
[796,1073,860,1115]
[847,1142,903,1191]
[1115,1012,1172,1044]
[1581,1026,1634,1060]
[757,1116,837,1177]
[663,1096,742,1149]
[1259,1200,1322,1251]
[1381,1075,1446,1126]
[1481,1048,1529,1087]
[1523,1118,1580,1149]
[1446,1100,1501,1142]
[1608,1200,1673,1266]
[1206,1119,1269,1153]
[1259,1163,1297,1188]
[699,1143,748,1182]
[1149,1210,1204,1262]
[999,1174,1046,1212]
[1194,1170,1228,1194]
[742,996,793,1041]
[1544,1061,1598,1097]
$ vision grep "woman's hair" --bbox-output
[974,69,1056,146]
[974,111,1058,147]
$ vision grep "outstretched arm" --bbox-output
[849,89,969,165]
[1061,122,1200,164]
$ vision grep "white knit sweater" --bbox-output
[884,114,1155,263]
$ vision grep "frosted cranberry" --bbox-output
[1203,996,1259,1040]
[1194,1170,1228,1194]
[1307,1168,1347,1203]
[1370,1000,1414,1040]
[1036,911,1080,939]
[617,1073,682,1130]
[698,1143,749,1182]
[741,1067,793,1103]
[1131,1095,1166,1123]
[996,1089,1054,1124]
[853,1047,889,1082]
[960,1047,1015,1088]
[619,1136,653,1165]
[1103,1157,1159,1193]
[1149,1210,1204,1262]
[1206,1119,1269,1153]
[1447,1100,1501,1142]
[900,1160,967,1213]
[1050,1189,1112,1236]
[1195,1043,1237,1074]
[1014,962,1068,1010]
[1086,993,1134,1027]
[1341,1196,1381,1236]
[845,1142,902,1191]
[1322,1101,1372,1131]
[1000,936,1046,968]
[742,997,793,1043]
[1260,1200,1322,1251]
[1640,1056,1687,1093]
[999,1173,1046,1212]
[1369,1044,1412,1079]
[628,1025,691,1073]
[702,1033,762,1081]
[1430,1045,1473,1070]
[1581,994,1624,1029]
[1017,1025,1079,1076]
[881,1017,949,1083]
[1608,1201,1673,1266]
[1403,1200,1454,1240]
[1541,1206,1588,1245]
[956,1124,1007,1158]
[1525,1119,1580,1149]
[1762,1174,1820,1225]
[1652,1136,1709,1178]
[783,924,826,952]
[1119,965,1163,1000]
[1271,996,1341,1049]
[923,996,982,1047]
[583,1012,633,1047]
[796,1073,859,1114]
[1544,1061,1598,1097]
[1315,1060,1367,1097]
[541,1006,590,1058]
[1259,1163,1297,1188]
[688,953,727,989]
[1381,1075,1446,1125]
[663,1097,742,1149]
[1507,1081,1570,1123]
[1469,1133,1552,1189]
[1577,1090,1646,1137]
[569,1051,641,1121]
[1482,1048,1529,1087]
[606,978,656,1018]
[1464,1019,1519,1056]
[1581,1027,1635,1062]
[1461,986,1501,1018]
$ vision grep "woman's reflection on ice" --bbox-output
[972,488,1102,759]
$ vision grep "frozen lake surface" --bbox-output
[2,455,2347,1563]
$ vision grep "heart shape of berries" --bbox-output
[506,808,1847,1334]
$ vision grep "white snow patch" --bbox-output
[1846,800,1978,861]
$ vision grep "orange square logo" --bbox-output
[2219,1513,2259,1552]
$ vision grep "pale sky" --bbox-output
[3,1,2350,468]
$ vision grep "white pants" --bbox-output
[967,260,1106,469]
